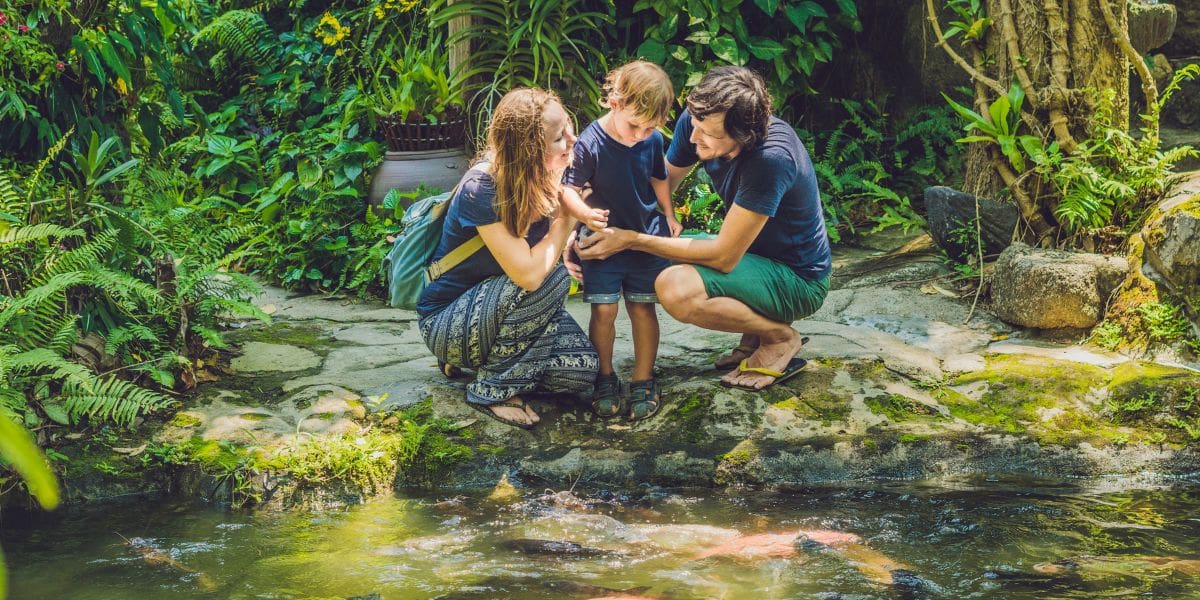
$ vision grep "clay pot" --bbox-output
[366,148,470,212]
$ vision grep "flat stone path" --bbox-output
[154,231,1200,492]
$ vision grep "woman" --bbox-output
[416,88,597,429]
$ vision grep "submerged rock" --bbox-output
[499,538,611,557]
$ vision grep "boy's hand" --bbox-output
[584,208,609,232]
[666,215,683,237]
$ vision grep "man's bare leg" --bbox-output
[656,265,803,389]
[713,333,758,369]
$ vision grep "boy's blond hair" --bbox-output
[602,60,673,124]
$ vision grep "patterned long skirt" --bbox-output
[418,265,597,405]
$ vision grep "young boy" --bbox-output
[560,60,680,421]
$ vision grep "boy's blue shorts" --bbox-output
[580,250,669,304]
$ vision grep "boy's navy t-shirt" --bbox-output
[416,169,549,316]
[666,109,832,280]
[564,120,669,239]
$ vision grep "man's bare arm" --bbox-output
[579,205,766,273]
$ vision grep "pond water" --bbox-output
[6,479,1200,599]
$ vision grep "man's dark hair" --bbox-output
[685,66,772,150]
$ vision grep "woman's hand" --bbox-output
[563,229,583,281]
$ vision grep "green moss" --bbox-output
[238,412,273,422]
[168,412,202,428]
[714,440,760,485]
[774,389,852,426]
[943,354,1117,445]
[668,394,711,443]
[864,393,940,422]
[898,433,928,443]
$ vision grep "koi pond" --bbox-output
[6,479,1200,599]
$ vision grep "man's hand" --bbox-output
[563,229,584,281]
[577,227,633,261]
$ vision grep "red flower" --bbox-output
[56,61,64,71]
[0,14,7,26]
[18,24,28,33]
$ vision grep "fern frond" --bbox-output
[61,377,172,427]
[0,224,83,248]
[104,324,162,357]
[8,348,94,389]
[25,127,73,202]
[195,10,279,73]
[0,272,88,331]
[37,229,117,281]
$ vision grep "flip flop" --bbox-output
[713,337,810,370]
[720,356,808,391]
[468,399,536,430]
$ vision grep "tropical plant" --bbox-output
[358,32,465,125]
[428,0,613,138]
[801,98,960,241]
[629,0,860,113]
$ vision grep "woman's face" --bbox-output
[542,101,576,172]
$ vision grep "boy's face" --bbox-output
[690,112,741,161]
[610,102,662,145]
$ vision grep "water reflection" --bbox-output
[4,481,1200,599]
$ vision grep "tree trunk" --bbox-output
[958,0,1130,240]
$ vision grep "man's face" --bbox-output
[689,111,741,161]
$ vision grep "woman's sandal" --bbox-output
[469,398,536,430]
[438,360,467,379]
[628,378,661,421]
[591,373,625,418]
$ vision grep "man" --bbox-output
[577,66,831,390]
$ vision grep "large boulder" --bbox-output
[991,243,1129,329]
[1163,1,1200,55]
[1129,2,1178,54]
[1142,176,1200,329]
[925,186,1019,262]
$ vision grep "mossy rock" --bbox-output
[864,393,942,422]
[945,354,1117,445]
[714,439,761,485]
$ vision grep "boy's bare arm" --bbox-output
[653,177,682,237]
[560,185,609,231]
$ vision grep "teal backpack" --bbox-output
[381,184,483,311]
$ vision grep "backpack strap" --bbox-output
[424,165,488,282]
[425,234,483,281]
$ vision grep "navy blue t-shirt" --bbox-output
[564,120,669,238]
[416,169,549,316]
[666,109,831,280]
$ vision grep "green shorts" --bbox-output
[694,253,830,323]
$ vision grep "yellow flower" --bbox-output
[114,77,128,95]
[315,12,348,46]
[374,6,384,19]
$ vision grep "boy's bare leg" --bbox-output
[656,265,803,390]
[625,301,659,382]
[590,303,619,376]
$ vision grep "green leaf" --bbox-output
[71,38,106,85]
[746,37,786,61]
[298,160,322,189]
[637,38,667,63]
[711,35,743,65]
[0,411,59,510]
[753,0,779,15]
[989,95,1012,137]
[784,1,828,34]
[93,159,139,187]
[41,403,70,426]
